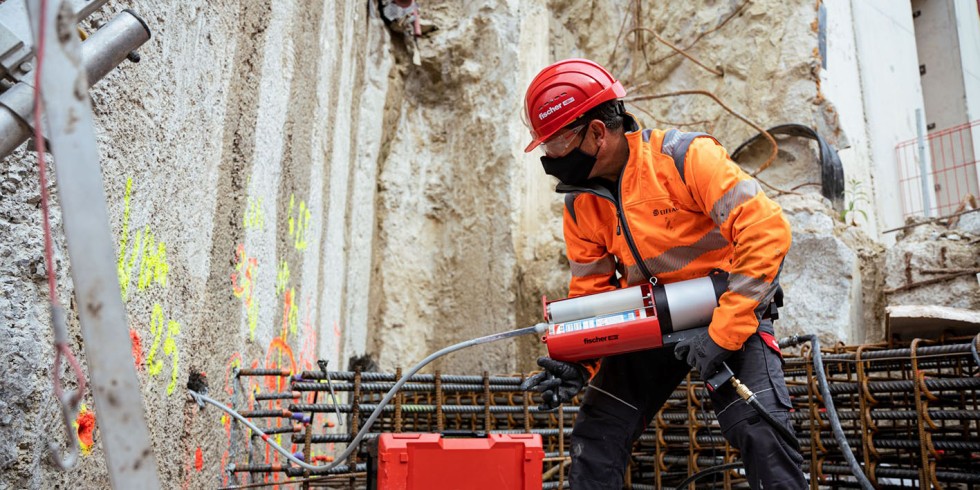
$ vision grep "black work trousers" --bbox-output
[568,321,806,489]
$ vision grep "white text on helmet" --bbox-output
[538,96,575,121]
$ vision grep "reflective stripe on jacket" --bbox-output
[558,115,792,352]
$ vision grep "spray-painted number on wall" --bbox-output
[288,194,312,251]
[116,177,182,396]
[146,303,181,395]
[117,177,169,301]
[275,260,290,297]
[244,196,265,230]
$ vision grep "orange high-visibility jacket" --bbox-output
[558,116,791,358]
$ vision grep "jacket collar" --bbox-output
[553,113,643,198]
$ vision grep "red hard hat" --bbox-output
[522,59,626,153]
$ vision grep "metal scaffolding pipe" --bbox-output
[0,9,150,157]
[72,0,111,21]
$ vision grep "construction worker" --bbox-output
[519,59,806,489]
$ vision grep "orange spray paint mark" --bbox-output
[74,405,95,455]
[280,287,298,338]
[130,328,143,370]
[231,244,259,340]
[298,298,316,372]
[264,338,296,393]
[194,447,203,471]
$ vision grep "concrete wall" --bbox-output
[846,0,928,239]
[913,0,969,132]
[2,1,395,488]
[820,0,877,234]
[957,0,980,123]
[953,0,980,195]
[913,0,978,216]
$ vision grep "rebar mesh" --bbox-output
[221,336,980,489]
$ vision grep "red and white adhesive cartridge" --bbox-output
[541,273,730,362]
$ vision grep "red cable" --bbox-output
[33,0,87,401]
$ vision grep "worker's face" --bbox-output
[538,123,597,186]
[540,123,587,158]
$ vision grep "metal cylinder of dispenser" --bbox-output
[547,285,647,324]
[657,273,728,332]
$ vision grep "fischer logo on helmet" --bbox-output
[538,96,576,121]
[522,58,626,153]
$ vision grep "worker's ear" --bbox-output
[587,119,607,149]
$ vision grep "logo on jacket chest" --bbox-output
[652,206,678,217]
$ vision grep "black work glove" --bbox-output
[519,357,588,411]
[674,331,735,382]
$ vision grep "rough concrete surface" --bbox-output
[885,222,980,314]
[0,0,971,488]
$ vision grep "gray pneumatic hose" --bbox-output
[780,334,874,490]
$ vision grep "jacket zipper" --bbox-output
[614,173,655,282]
[558,175,655,283]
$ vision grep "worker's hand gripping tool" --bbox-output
[519,357,589,411]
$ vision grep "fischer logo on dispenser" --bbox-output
[582,334,619,345]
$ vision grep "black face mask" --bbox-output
[540,144,600,186]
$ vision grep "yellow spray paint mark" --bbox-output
[162,317,181,395]
[116,178,169,301]
[244,196,265,230]
[287,194,312,251]
[117,178,134,299]
[136,229,168,292]
[115,178,181,396]
[275,260,290,297]
[145,303,181,395]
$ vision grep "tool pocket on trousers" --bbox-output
[760,335,793,409]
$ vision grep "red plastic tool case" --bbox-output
[375,433,544,490]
